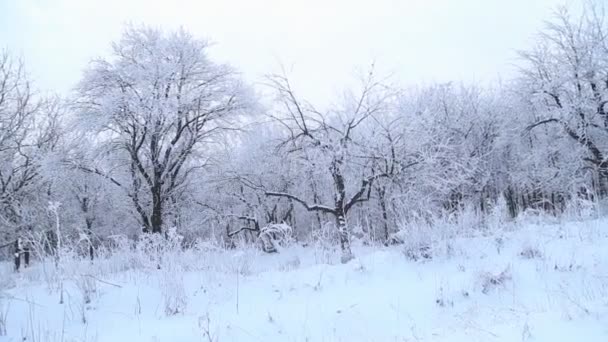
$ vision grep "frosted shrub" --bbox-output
[259,223,293,253]
[394,218,436,261]
[479,267,512,294]
[143,228,189,316]
[161,270,187,316]
[312,222,339,247]
[350,224,374,246]
[104,234,141,273]
[134,227,184,270]
[563,195,598,220]
[484,197,511,230]
[403,242,433,262]
[393,206,510,262]
[164,228,185,250]
[75,274,97,305]
[135,233,165,269]
[520,246,543,259]
[311,222,339,264]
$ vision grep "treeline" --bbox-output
[0,3,607,262]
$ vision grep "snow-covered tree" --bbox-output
[0,50,62,244]
[262,68,403,262]
[520,4,608,197]
[75,25,252,235]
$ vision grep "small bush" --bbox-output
[259,223,293,253]
[520,246,543,259]
[479,267,512,294]
[403,243,432,261]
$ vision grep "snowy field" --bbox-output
[1,217,607,342]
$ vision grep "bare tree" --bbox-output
[263,67,399,263]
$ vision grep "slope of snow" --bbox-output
[1,218,607,341]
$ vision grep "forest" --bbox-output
[2,4,607,263]
[1,2,608,341]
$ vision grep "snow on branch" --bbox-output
[265,191,336,214]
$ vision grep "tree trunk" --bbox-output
[80,194,95,260]
[597,166,608,198]
[151,184,163,234]
[331,160,354,263]
[504,187,517,218]
[13,239,21,272]
[168,195,182,230]
[335,211,353,263]
[310,180,323,231]
[377,185,390,242]
[85,217,94,260]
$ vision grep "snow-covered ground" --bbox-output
[1,218,607,341]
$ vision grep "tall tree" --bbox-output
[76,26,250,234]
[0,50,61,243]
[521,4,608,196]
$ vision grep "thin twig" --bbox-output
[83,274,122,288]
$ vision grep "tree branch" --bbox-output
[227,226,260,238]
[265,191,336,214]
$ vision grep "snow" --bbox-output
[1,218,607,341]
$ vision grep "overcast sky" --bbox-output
[1,0,572,104]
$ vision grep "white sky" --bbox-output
[1,0,571,104]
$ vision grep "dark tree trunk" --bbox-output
[80,193,96,260]
[13,240,20,272]
[289,201,297,233]
[13,238,22,271]
[23,246,30,267]
[86,218,94,260]
[597,166,608,198]
[151,183,163,234]
[377,185,390,242]
[504,187,517,218]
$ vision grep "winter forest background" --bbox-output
[1,1,608,341]
[2,1,607,261]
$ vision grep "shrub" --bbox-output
[520,246,543,259]
[479,267,512,294]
